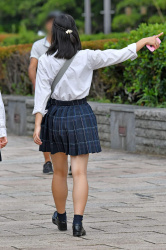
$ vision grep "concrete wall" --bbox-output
[3,96,31,136]
[3,95,166,155]
[135,109,166,155]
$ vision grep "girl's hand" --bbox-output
[136,32,164,52]
[33,125,42,145]
[0,136,8,148]
[145,33,163,49]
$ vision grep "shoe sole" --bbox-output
[52,218,67,231]
[73,231,86,237]
[43,171,53,175]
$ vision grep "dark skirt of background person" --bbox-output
[0,152,1,161]
[39,98,101,156]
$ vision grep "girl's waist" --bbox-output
[50,98,87,106]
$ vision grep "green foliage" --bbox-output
[116,0,151,12]
[112,12,141,31]
[0,0,85,32]
[80,32,128,41]
[0,0,166,33]
[88,97,111,103]
[1,31,128,46]
[148,15,164,24]
[104,23,166,107]
[1,24,40,46]
[115,0,166,31]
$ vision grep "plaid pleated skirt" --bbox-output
[39,98,101,156]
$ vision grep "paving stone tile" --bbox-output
[1,136,166,249]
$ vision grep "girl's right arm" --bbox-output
[33,112,43,145]
[33,58,52,145]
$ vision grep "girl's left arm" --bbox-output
[88,32,164,70]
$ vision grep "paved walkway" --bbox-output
[0,136,166,250]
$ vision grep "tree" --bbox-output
[0,0,166,33]
[0,0,85,32]
[112,0,166,31]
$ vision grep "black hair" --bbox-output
[46,14,82,59]
[45,11,61,23]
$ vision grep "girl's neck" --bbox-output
[47,35,51,44]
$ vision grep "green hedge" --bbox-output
[80,32,128,41]
[1,30,128,46]
[0,25,41,46]
[103,23,166,107]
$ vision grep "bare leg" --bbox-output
[71,154,89,215]
[43,152,51,163]
[51,153,68,213]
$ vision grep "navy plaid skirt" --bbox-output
[39,98,101,156]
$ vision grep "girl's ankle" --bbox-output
[73,215,83,225]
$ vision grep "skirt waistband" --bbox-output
[50,98,87,106]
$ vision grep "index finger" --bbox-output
[156,32,164,38]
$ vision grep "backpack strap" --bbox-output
[51,55,76,94]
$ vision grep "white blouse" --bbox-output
[33,44,137,116]
[0,92,7,138]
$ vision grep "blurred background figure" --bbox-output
[28,11,60,174]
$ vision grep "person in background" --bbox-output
[29,11,72,175]
[0,92,8,161]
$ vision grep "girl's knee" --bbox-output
[72,168,86,178]
[53,168,68,178]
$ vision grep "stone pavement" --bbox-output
[1,136,166,250]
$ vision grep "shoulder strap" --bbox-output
[51,55,76,94]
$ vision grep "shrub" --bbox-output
[1,31,128,46]
[112,13,141,31]
[1,25,41,46]
[80,32,128,41]
[104,23,166,106]
[0,44,32,95]
[0,33,16,43]
[82,39,118,50]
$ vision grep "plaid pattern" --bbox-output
[40,98,101,156]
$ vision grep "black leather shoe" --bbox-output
[43,161,53,174]
[52,211,67,231]
[68,165,72,176]
[73,224,86,237]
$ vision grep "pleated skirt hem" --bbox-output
[39,141,102,156]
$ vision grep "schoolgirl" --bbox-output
[33,13,162,237]
[0,92,8,161]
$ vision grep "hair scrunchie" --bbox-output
[54,23,76,44]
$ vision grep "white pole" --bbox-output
[84,0,91,34]
[104,0,111,34]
